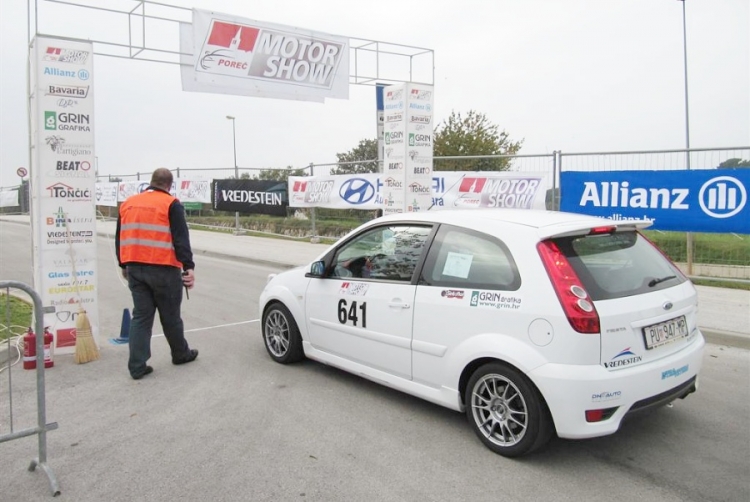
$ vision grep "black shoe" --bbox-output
[132,366,153,380]
[172,349,198,365]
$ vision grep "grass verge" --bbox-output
[0,294,33,341]
[691,279,750,291]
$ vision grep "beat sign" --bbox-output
[338,299,367,328]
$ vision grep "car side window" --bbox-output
[330,225,432,282]
[420,225,521,291]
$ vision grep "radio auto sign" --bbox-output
[560,169,750,233]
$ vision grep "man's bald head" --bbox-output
[150,168,173,190]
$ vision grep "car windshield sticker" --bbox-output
[340,282,369,296]
[443,251,473,278]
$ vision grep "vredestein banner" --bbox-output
[30,36,99,353]
[213,179,288,215]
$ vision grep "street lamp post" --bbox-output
[679,0,690,169]
[678,0,693,273]
[226,115,242,235]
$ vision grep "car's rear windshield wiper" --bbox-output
[648,275,677,287]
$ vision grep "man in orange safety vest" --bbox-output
[116,168,198,380]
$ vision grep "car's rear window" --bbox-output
[551,231,686,301]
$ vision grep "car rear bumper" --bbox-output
[528,334,705,439]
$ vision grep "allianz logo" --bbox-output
[579,177,747,218]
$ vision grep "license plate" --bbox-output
[642,316,688,349]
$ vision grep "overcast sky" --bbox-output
[0,0,748,186]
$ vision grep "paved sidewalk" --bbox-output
[2,214,749,348]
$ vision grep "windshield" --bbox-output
[551,231,686,301]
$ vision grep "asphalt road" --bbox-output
[1,220,749,502]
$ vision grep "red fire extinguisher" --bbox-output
[23,326,54,370]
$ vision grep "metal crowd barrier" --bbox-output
[0,281,60,497]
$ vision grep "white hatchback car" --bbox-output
[259,209,704,457]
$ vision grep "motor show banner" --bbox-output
[213,179,288,215]
[95,179,213,207]
[381,83,434,214]
[289,172,549,211]
[180,9,349,102]
[561,169,750,233]
[30,36,99,353]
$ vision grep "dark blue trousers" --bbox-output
[126,264,190,377]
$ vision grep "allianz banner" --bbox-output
[213,179,288,216]
[560,169,750,233]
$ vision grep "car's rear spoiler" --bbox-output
[537,218,653,240]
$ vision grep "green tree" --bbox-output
[718,158,750,168]
[256,166,307,181]
[331,138,378,175]
[433,110,522,171]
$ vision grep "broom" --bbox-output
[63,211,100,363]
[74,307,99,364]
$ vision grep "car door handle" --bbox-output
[388,302,411,309]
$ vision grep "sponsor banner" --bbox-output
[213,179,288,215]
[434,173,548,210]
[404,83,434,213]
[182,10,349,102]
[376,84,386,166]
[95,182,118,207]
[178,23,325,103]
[0,188,18,208]
[101,179,210,205]
[289,174,382,210]
[177,179,211,203]
[118,181,153,202]
[382,83,407,214]
[30,36,98,352]
[289,172,548,211]
[560,169,750,233]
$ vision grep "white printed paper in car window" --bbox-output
[443,252,473,278]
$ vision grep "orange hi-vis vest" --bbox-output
[119,190,182,268]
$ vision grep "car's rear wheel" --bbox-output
[262,303,305,364]
[465,362,552,457]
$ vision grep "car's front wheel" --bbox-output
[262,303,305,364]
[465,362,552,457]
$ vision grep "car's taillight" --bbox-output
[537,240,600,334]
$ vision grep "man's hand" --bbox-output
[182,269,195,289]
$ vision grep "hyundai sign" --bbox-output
[560,169,750,233]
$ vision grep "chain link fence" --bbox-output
[559,147,750,281]
[3,147,748,280]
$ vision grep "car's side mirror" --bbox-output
[308,260,326,277]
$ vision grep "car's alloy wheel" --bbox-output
[466,363,552,457]
[262,303,304,364]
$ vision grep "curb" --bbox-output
[701,329,750,351]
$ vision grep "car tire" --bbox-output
[465,362,553,457]
[262,303,305,364]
